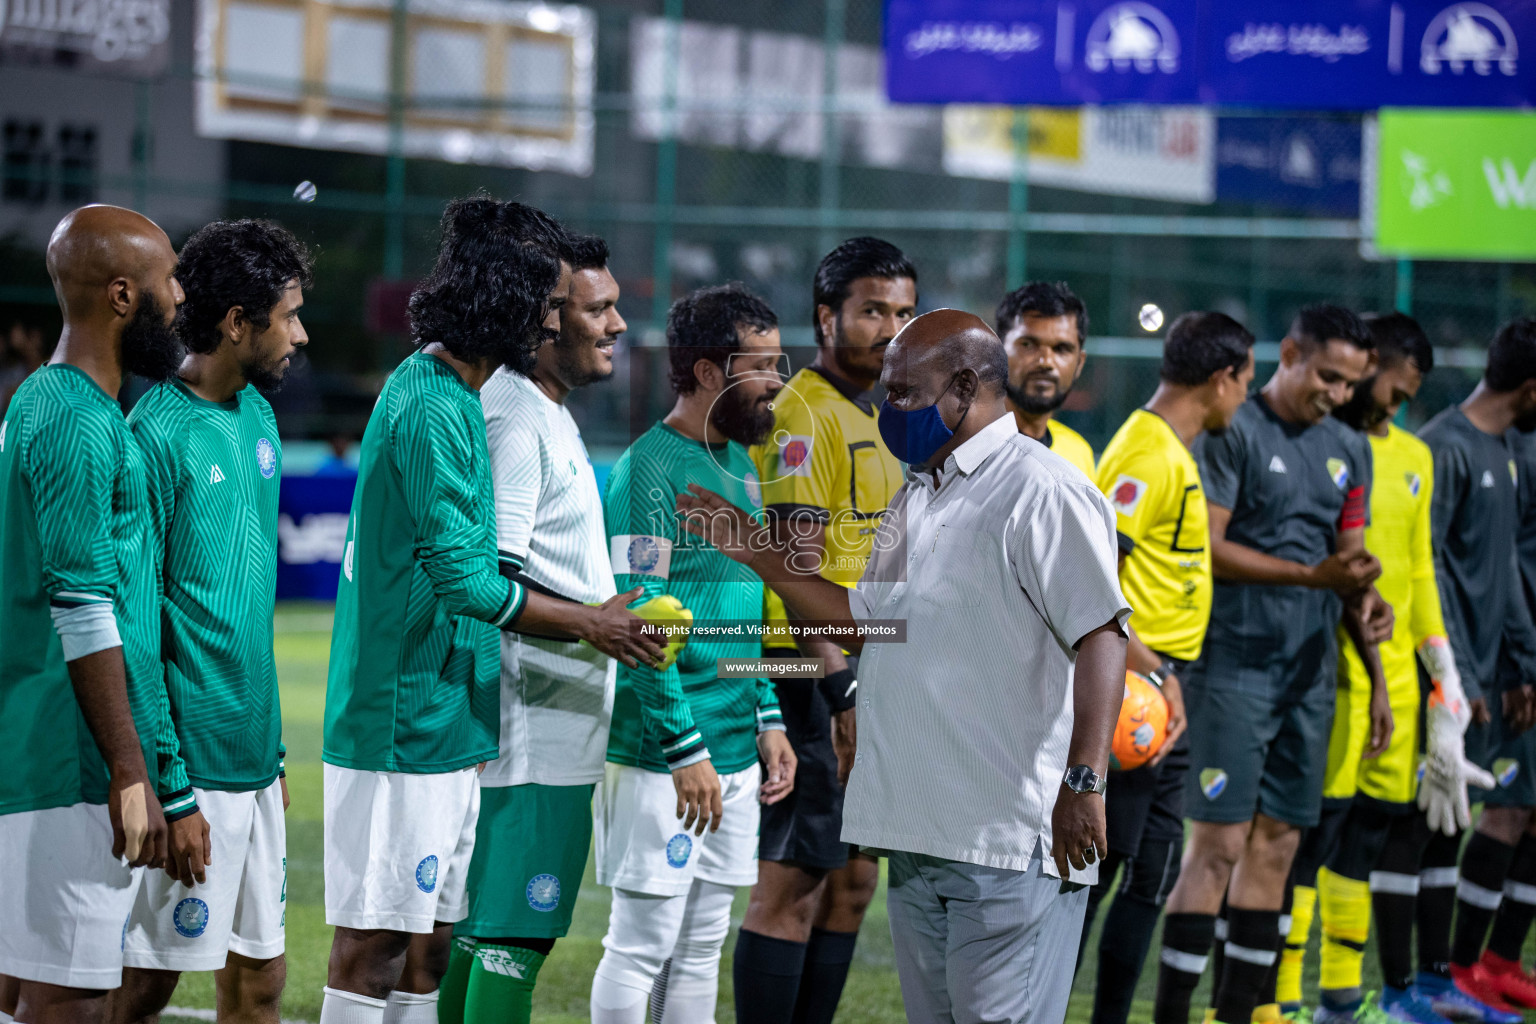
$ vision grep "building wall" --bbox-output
[0,0,225,246]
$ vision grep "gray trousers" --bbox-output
[886,847,1088,1024]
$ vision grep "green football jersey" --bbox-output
[604,422,781,775]
[324,352,523,773]
[0,364,188,815]
[129,379,284,792]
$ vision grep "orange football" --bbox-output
[1111,670,1169,771]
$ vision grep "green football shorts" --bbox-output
[457,782,595,938]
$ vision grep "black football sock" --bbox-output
[1093,839,1179,1024]
[732,928,806,1024]
[1372,811,1430,991]
[1451,831,1516,968]
[791,928,858,1024]
[1487,834,1536,962]
[1155,912,1217,1024]
[1418,824,1461,977]
[1080,850,1126,976]
[1214,907,1281,1024]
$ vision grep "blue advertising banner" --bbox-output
[885,0,1536,108]
[886,0,1200,104]
[276,473,355,601]
[1215,116,1363,214]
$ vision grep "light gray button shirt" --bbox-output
[841,411,1130,883]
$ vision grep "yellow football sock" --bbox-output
[1277,884,1316,1009]
[1318,867,1371,993]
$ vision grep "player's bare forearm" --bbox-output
[1067,620,1128,775]
[1125,623,1161,676]
[677,485,861,650]
[1208,504,1312,586]
[512,589,586,640]
[67,646,151,784]
[767,518,851,669]
[1211,536,1313,586]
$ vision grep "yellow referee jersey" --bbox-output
[1096,409,1210,662]
[1044,418,1096,479]
[1339,425,1446,694]
[750,366,904,649]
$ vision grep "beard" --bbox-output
[1005,377,1070,416]
[1331,378,1383,432]
[710,384,776,447]
[246,349,293,394]
[552,333,615,389]
[121,292,185,382]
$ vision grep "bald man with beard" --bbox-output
[0,205,192,1024]
[678,309,1131,1023]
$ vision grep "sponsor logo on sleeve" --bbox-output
[612,535,673,578]
[1109,474,1147,515]
[781,435,813,477]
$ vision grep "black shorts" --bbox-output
[1106,733,1188,858]
[758,655,857,872]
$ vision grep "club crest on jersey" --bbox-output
[1326,458,1349,490]
[1495,758,1521,788]
[256,438,277,479]
[666,833,693,868]
[173,897,209,938]
[1200,768,1228,800]
[1109,475,1147,515]
[526,873,561,912]
[744,471,763,508]
[1406,472,1422,497]
[416,855,439,893]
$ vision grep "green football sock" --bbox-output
[437,935,477,1024]
[465,943,545,1024]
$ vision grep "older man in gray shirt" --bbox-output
[678,309,1130,1024]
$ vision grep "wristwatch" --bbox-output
[1145,659,1179,689]
[1063,764,1107,796]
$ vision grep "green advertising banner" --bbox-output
[1374,109,1536,261]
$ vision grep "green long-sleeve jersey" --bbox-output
[604,422,781,775]
[324,352,524,773]
[0,364,189,815]
[129,379,285,792]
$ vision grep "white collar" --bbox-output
[948,411,1016,476]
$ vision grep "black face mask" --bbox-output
[120,292,185,382]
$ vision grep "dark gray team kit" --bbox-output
[1423,408,1536,807]
[1184,394,1372,827]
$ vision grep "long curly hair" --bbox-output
[408,196,570,374]
[174,219,314,355]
